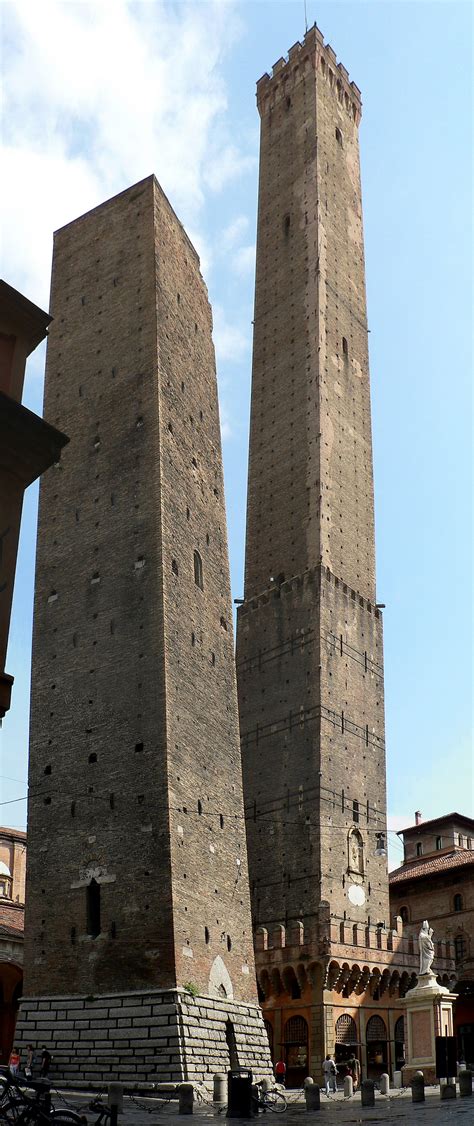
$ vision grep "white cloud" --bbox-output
[221,215,249,250]
[219,401,233,442]
[212,303,250,363]
[1,0,246,306]
[204,144,256,193]
[232,244,256,276]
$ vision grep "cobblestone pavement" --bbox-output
[53,1084,474,1126]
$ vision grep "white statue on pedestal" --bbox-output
[419,919,435,976]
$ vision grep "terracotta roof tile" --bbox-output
[0,902,24,936]
[389,850,474,885]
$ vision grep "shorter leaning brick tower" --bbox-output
[16,177,271,1085]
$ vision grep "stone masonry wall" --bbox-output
[15,990,271,1087]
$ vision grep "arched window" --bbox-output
[193,550,203,590]
[454,934,467,962]
[284,1016,308,1045]
[366,1015,387,1042]
[284,1016,308,1071]
[454,894,463,912]
[335,1014,358,1044]
[400,906,409,925]
[264,1020,274,1056]
[348,829,364,874]
[86,879,101,938]
[394,1015,405,1043]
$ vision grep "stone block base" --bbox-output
[15,988,272,1087]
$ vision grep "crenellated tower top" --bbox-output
[256,23,362,124]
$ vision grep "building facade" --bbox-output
[236,25,453,1084]
[390,812,474,1067]
[16,176,270,1085]
[0,827,26,1063]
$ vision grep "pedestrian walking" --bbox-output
[347,1055,360,1090]
[322,1054,337,1096]
[40,1047,51,1077]
[8,1047,20,1074]
[24,1044,34,1079]
[274,1059,286,1086]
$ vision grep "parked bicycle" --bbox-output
[253,1083,287,1113]
[86,1098,111,1126]
[0,1068,85,1126]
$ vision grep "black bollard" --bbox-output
[178,1083,194,1115]
[304,1083,321,1111]
[440,1081,456,1100]
[361,1079,375,1107]
[459,1069,473,1097]
[411,1073,425,1103]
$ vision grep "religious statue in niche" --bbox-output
[348,828,364,876]
[419,919,435,976]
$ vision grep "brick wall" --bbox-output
[25,176,258,1006]
[238,32,387,936]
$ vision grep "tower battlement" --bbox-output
[238,564,382,622]
[256,23,362,123]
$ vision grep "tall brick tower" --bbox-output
[236,27,438,1082]
[17,176,271,1084]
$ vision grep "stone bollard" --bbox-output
[343,1075,353,1098]
[213,1074,227,1103]
[179,1083,194,1114]
[304,1079,320,1111]
[380,1074,390,1096]
[393,1070,402,1089]
[440,1080,456,1100]
[411,1072,425,1103]
[459,1069,473,1097]
[108,1082,123,1126]
[361,1079,375,1107]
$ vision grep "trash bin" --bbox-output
[227,1068,254,1118]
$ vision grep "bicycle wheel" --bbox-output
[50,1113,86,1125]
[264,1091,287,1113]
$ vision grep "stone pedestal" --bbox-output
[15,988,272,1087]
[401,973,457,1086]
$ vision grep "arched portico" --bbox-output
[0,962,23,1063]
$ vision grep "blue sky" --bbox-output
[1,0,472,870]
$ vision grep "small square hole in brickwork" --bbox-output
[135,742,144,752]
